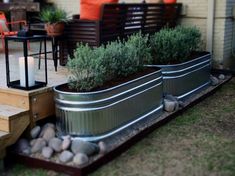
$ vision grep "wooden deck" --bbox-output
[0,41,69,159]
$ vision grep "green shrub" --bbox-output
[98,39,124,80]
[67,44,99,91]
[40,7,68,24]
[120,33,152,77]
[175,26,202,52]
[150,26,202,64]
[67,32,152,91]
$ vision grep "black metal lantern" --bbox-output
[5,35,48,90]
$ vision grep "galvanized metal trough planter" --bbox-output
[54,68,163,141]
[148,52,211,100]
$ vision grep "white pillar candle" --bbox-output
[19,57,35,87]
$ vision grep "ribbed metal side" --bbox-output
[54,69,163,141]
[149,52,211,100]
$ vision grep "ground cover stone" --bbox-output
[71,140,99,156]
[22,148,31,155]
[15,138,30,153]
[30,126,41,139]
[165,94,178,102]
[31,138,46,153]
[30,139,37,146]
[48,138,62,152]
[62,136,71,150]
[164,99,176,112]
[73,153,89,166]
[42,127,55,142]
[219,74,225,80]
[14,123,105,166]
[59,150,74,163]
[39,123,55,137]
[42,147,53,159]
[210,75,219,86]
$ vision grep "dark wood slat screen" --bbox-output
[61,3,182,64]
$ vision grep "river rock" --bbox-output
[59,150,74,163]
[73,153,89,166]
[39,123,55,137]
[164,99,176,112]
[62,136,71,150]
[22,148,31,155]
[43,123,55,130]
[48,138,62,152]
[98,141,107,155]
[42,127,55,142]
[210,75,219,86]
[30,126,41,139]
[165,94,178,102]
[31,138,46,153]
[15,138,30,153]
[42,147,53,159]
[71,140,99,156]
[218,74,225,80]
[165,94,179,111]
[30,139,37,146]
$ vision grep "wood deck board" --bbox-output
[0,130,11,157]
[0,105,28,120]
[0,130,11,142]
[0,119,10,133]
[0,130,9,137]
[8,114,30,146]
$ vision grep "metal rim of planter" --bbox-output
[147,52,212,100]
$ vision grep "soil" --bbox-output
[57,67,159,92]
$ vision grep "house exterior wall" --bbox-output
[223,0,235,70]
[177,0,208,51]
[47,0,80,16]
[48,0,235,70]
[177,0,231,68]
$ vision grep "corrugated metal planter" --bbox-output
[148,52,211,100]
[54,68,163,141]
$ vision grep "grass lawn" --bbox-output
[3,78,235,176]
